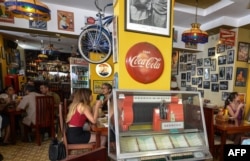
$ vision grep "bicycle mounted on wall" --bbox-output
[78,0,113,64]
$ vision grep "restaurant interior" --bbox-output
[1,0,250,161]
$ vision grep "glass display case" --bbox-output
[108,90,212,161]
[69,57,89,93]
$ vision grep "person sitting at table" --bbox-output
[66,88,106,146]
[96,83,112,112]
[224,92,245,144]
[39,82,61,106]
[0,97,11,146]
[16,85,43,141]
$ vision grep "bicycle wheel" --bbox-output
[78,27,112,64]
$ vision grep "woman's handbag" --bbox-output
[49,136,66,161]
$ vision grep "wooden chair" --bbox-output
[203,106,234,158]
[58,103,96,158]
[25,96,55,146]
[61,146,107,161]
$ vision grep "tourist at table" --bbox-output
[16,85,43,141]
[39,82,61,106]
[224,92,245,144]
[96,83,112,112]
[66,88,106,146]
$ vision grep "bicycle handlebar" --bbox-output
[95,0,102,12]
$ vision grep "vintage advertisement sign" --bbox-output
[125,42,164,84]
[220,29,236,46]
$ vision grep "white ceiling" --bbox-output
[1,0,250,53]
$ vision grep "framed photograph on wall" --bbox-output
[204,58,211,66]
[225,66,233,80]
[171,51,179,75]
[210,59,216,71]
[203,81,210,89]
[235,67,248,87]
[219,67,225,80]
[211,83,219,92]
[217,44,225,53]
[219,81,228,90]
[237,42,249,62]
[125,0,171,37]
[93,80,113,94]
[227,50,234,64]
[211,74,218,82]
[218,55,226,65]
[204,68,210,80]
[208,47,215,56]
[222,92,230,101]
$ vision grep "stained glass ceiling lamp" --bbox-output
[181,0,208,44]
[4,0,51,21]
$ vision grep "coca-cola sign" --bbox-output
[125,42,164,83]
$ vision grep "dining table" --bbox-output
[91,116,108,148]
[214,119,250,161]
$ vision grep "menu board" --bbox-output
[154,135,173,150]
[170,134,189,148]
[137,136,157,151]
[184,133,203,146]
[120,137,139,153]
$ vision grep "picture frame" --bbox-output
[235,67,248,87]
[237,42,249,62]
[225,66,233,80]
[219,81,228,90]
[204,58,211,66]
[57,10,74,32]
[93,80,113,94]
[125,0,171,37]
[217,44,225,53]
[227,50,234,64]
[171,51,179,75]
[211,83,219,92]
[210,58,216,71]
[222,92,230,101]
[238,93,246,103]
[218,55,226,65]
[203,81,210,89]
[204,68,210,80]
[208,47,215,57]
[211,74,218,82]
[29,20,47,30]
[219,67,225,80]
[196,58,203,67]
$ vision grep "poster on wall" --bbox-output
[57,10,74,32]
[171,51,179,75]
[235,67,248,87]
[0,0,14,23]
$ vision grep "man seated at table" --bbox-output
[16,85,43,141]
[39,82,61,107]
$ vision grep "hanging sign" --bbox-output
[219,29,236,46]
[125,42,164,84]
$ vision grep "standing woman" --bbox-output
[66,88,106,146]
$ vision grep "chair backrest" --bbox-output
[59,103,67,143]
[203,107,215,154]
[35,96,54,127]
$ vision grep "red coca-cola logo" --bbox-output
[125,42,164,84]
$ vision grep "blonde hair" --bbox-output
[66,88,92,123]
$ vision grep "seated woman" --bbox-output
[224,92,245,144]
[66,88,106,146]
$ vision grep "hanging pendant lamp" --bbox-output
[4,0,51,21]
[181,0,208,44]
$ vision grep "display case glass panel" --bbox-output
[108,90,212,161]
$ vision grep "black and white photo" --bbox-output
[218,55,226,65]
[211,83,219,92]
[208,47,215,56]
[219,67,225,80]
[203,81,210,89]
[204,58,211,66]
[204,68,210,80]
[126,0,171,36]
[196,58,203,67]
[219,81,228,90]
[197,68,203,76]
[226,66,233,80]
[217,44,225,53]
[211,74,218,82]
[197,77,203,88]
[227,50,234,64]
[191,65,196,76]
[210,58,216,71]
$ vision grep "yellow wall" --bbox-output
[237,28,250,117]
[0,35,7,87]
[114,1,174,90]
